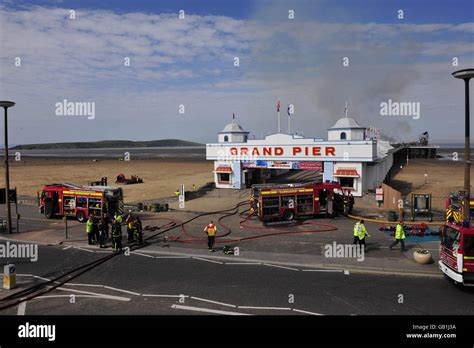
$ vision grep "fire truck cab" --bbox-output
[39,183,123,222]
[251,182,345,222]
[439,193,474,286]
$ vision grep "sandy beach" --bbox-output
[3,158,213,203]
[390,159,474,212]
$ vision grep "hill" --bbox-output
[12,139,203,150]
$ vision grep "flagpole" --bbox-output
[288,116,290,135]
[278,110,280,133]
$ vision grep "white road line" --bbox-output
[190,296,237,308]
[103,286,141,296]
[64,283,105,288]
[55,287,130,301]
[16,274,33,277]
[263,263,299,271]
[17,301,26,315]
[62,246,72,250]
[36,295,126,301]
[224,262,262,265]
[32,275,51,281]
[301,269,343,272]
[237,306,292,311]
[154,256,190,259]
[131,251,155,258]
[142,294,189,298]
[171,304,250,316]
[192,257,224,264]
[292,308,324,316]
[73,247,95,253]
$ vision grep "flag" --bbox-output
[276,100,280,112]
[287,105,291,117]
[232,113,235,120]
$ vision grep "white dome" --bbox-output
[329,117,365,129]
[221,121,246,133]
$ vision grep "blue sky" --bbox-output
[0,0,473,145]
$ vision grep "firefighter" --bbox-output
[134,216,143,245]
[175,189,180,197]
[86,216,94,245]
[114,212,123,224]
[204,221,217,252]
[353,220,370,251]
[111,219,123,251]
[389,220,406,252]
[126,212,135,243]
[98,216,108,248]
[92,213,100,244]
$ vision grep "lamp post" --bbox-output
[452,69,474,222]
[0,101,15,234]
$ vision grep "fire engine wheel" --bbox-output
[76,211,86,223]
[283,210,295,221]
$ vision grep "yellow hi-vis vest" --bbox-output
[354,223,368,239]
[395,224,406,239]
[114,214,122,224]
[205,224,217,237]
[86,220,93,233]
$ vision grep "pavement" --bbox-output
[0,200,444,278]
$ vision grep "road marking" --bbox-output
[225,262,261,265]
[192,257,224,264]
[73,247,95,253]
[190,296,237,308]
[171,304,250,316]
[62,246,72,250]
[263,263,299,271]
[64,283,105,288]
[103,286,141,296]
[33,275,51,281]
[301,269,343,272]
[237,306,292,311]
[55,286,131,301]
[154,256,190,259]
[16,274,33,277]
[344,270,350,275]
[292,308,324,316]
[131,251,155,258]
[36,294,127,301]
[17,301,26,315]
[142,294,189,298]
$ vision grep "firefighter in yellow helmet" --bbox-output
[389,220,406,252]
[204,221,217,252]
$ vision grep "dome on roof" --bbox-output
[329,117,365,129]
[221,121,246,133]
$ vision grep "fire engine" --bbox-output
[439,192,474,286]
[251,182,346,221]
[39,183,123,222]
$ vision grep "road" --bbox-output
[0,244,473,316]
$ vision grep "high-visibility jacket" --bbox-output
[114,214,123,224]
[86,220,93,233]
[354,223,368,240]
[395,224,405,239]
[204,223,217,237]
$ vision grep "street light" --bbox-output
[452,69,474,222]
[0,101,15,234]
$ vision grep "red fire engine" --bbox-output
[251,182,345,221]
[39,183,123,222]
[439,192,474,286]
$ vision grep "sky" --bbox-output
[0,0,473,145]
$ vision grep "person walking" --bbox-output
[86,216,94,245]
[348,193,355,215]
[389,220,406,252]
[353,219,370,252]
[204,221,217,252]
[111,219,123,252]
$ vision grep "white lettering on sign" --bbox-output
[228,146,336,157]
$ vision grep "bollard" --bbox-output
[3,263,16,290]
